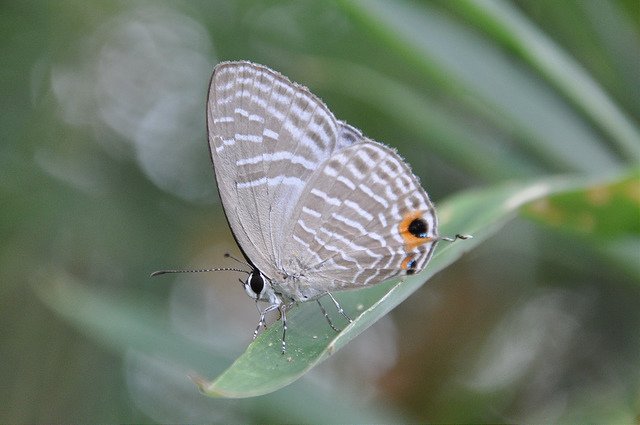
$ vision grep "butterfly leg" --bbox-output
[325,292,353,323]
[254,301,268,330]
[316,299,341,332]
[253,303,279,340]
[253,310,266,340]
[279,304,288,354]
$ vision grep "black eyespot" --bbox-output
[406,259,417,275]
[408,217,428,238]
[249,272,264,295]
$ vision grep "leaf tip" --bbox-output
[189,373,217,396]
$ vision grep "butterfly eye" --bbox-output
[247,271,264,297]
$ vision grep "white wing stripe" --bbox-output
[378,213,388,228]
[358,183,389,208]
[235,133,262,143]
[344,199,373,221]
[237,176,305,189]
[319,227,383,259]
[234,107,265,123]
[263,128,279,140]
[337,175,355,190]
[297,219,317,236]
[236,151,317,170]
[292,235,323,263]
[310,188,341,206]
[347,163,365,179]
[302,206,321,218]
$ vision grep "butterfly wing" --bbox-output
[207,62,356,276]
[281,138,438,298]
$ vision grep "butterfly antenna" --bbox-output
[438,234,473,243]
[224,252,251,267]
[150,267,249,277]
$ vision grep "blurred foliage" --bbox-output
[1,0,638,423]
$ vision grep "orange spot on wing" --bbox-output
[400,254,416,271]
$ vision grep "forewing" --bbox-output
[207,62,355,275]
[282,139,438,294]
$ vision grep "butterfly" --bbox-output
[153,61,469,353]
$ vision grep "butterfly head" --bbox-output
[244,269,279,304]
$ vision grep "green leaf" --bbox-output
[198,173,615,398]
[523,168,640,279]
[523,169,639,238]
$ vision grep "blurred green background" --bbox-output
[2,0,639,422]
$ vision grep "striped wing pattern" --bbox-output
[208,61,437,302]
[280,140,437,299]
[208,62,353,277]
